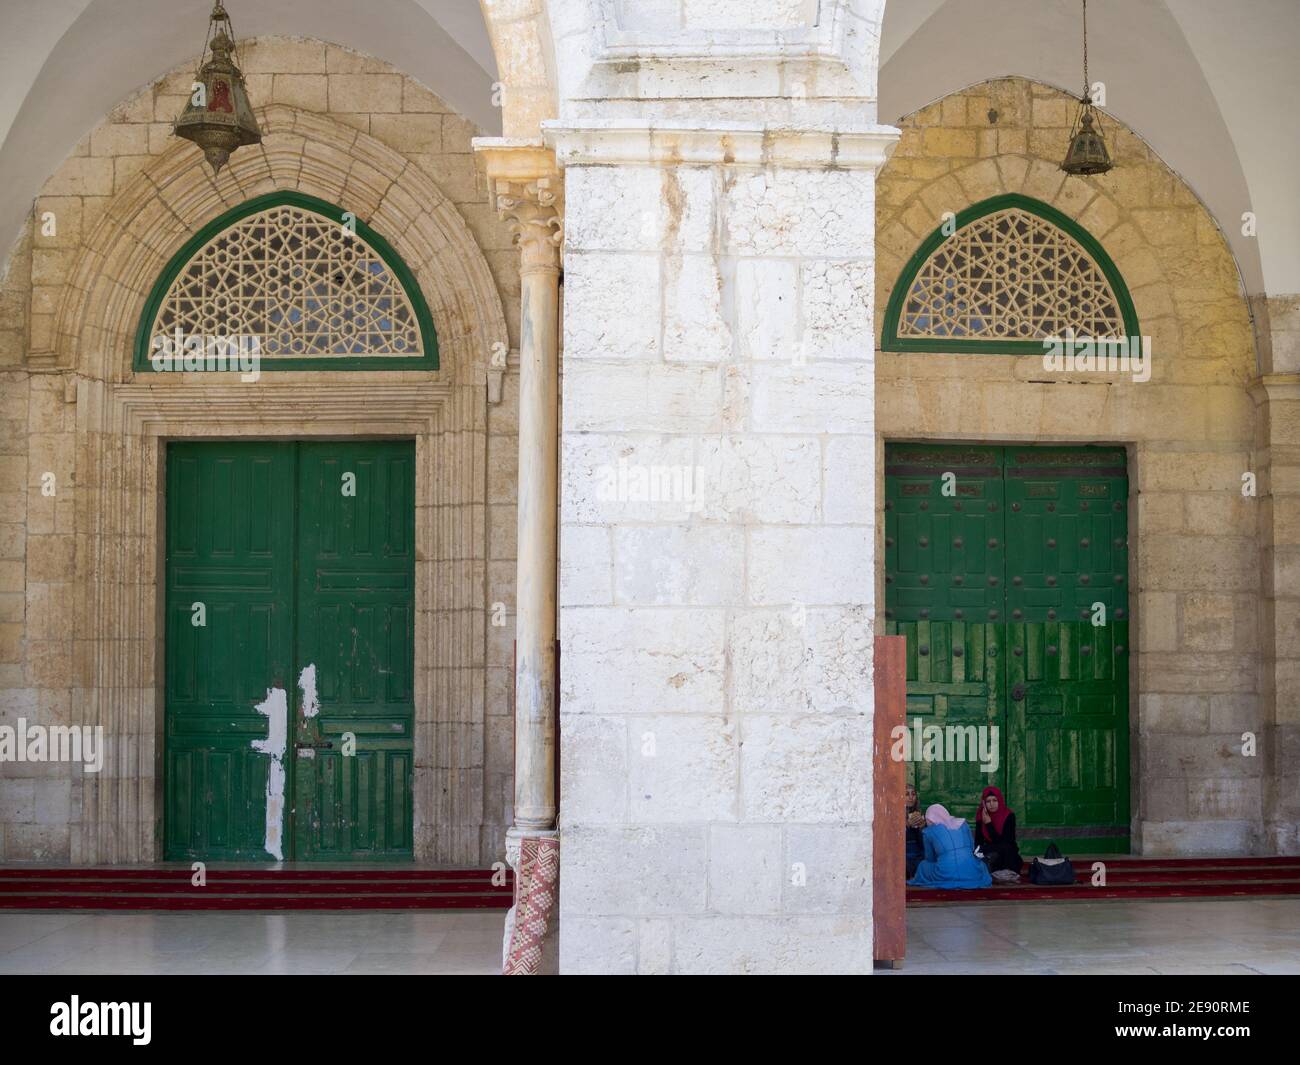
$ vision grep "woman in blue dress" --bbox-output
[906,804,993,889]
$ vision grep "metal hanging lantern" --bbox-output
[1061,0,1113,176]
[173,2,261,175]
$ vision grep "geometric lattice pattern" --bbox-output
[152,204,422,358]
[899,208,1126,340]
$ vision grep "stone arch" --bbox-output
[50,103,508,382]
[875,76,1264,856]
[42,103,505,864]
[478,0,558,140]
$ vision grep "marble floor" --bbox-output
[0,909,504,975]
[0,897,1296,974]
[884,897,1300,974]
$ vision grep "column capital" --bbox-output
[474,138,563,274]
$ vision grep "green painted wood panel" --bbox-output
[293,441,415,859]
[885,443,1129,854]
[164,443,295,860]
[164,440,415,862]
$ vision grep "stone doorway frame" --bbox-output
[876,435,1141,853]
[49,105,507,864]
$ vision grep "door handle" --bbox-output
[295,741,334,749]
[1011,683,1026,701]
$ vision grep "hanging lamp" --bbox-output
[1061,0,1114,176]
[173,2,262,175]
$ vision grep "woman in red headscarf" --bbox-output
[974,785,1022,883]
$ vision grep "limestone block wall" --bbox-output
[0,37,521,865]
[874,77,1267,854]
[557,154,881,974]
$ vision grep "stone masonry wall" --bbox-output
[874,77,1266,854]
[0,37,520,864]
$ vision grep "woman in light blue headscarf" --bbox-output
[906,804,993,889]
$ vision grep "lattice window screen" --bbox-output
[151,203,422,358]
[898,208,1125,341]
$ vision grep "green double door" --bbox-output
[885,444,1130,854]
[164,440,415,861]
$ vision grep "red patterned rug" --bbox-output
[503,836,560,975]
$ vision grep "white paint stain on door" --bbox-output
[251,686,288,861]
[298,663,319,718]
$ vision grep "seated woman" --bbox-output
[904,783,926,879]
[974,785,1023,883]
[906,804,992,889]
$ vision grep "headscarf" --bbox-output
[924,803,966,832]
[976,785,1012,840]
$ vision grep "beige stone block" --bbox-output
[0,593,22,624]
[325,45,392,74]
[370,114,442,154]
[153,93,189,123]
[26,583,72,640]
[910,158,951,181]
[26,536,74,582]
[240,39,327,74]
[1140,591,1179,651]
[1139,451,1249,493]
[41,158,114,198]
[332,112,370,134]
[916,175,964,222]
[1184,493,1255,537]
[1141,692,1209,732]
[1140,535,1257,592]
[403,80,448,113]
[0,525,23,559]
[922,127,978,158]
[953,159,1002,203]
[997,129,1027,155]
[109,90,154,125]
[1182,592,1235,652]
[328,74,403,113]
[272,74,328,111]
[996,155,1028,191]
[1139,492,1184,534]
[90,124,149,157]
[32,197,81,248]
[114,156,150,191]
[1021,158,1065,203]
[978,129,997,158]
[0,622,22,662]
[940,97,966,125]
[1032,98,1069,127]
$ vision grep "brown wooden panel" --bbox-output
[873,635,907,966]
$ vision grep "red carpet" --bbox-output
[907,856,1300,905]
[0,867,513,910]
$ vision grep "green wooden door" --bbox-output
[885,443,1129,854]
[164,440,415,862]
[293,442,415,859]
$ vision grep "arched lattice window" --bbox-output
[882,194,1138,353]
[134,191,437,371]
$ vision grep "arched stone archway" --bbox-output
[874,76,1276,856]
[24,95,510,863]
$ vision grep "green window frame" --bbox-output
[133,190,438,372]
[881,193,1140,354]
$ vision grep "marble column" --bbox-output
[475,141,563,970]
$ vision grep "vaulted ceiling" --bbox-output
[1,0,1296,297]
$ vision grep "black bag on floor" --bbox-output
[1028,842,1075,886]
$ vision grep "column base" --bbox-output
[502,827,560,974]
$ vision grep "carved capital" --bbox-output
[473,139,564,276]
[494,176,563,274]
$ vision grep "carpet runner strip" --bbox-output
[0,867,514,910]
[907,856,1300,905]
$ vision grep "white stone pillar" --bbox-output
[476,141,564,970]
